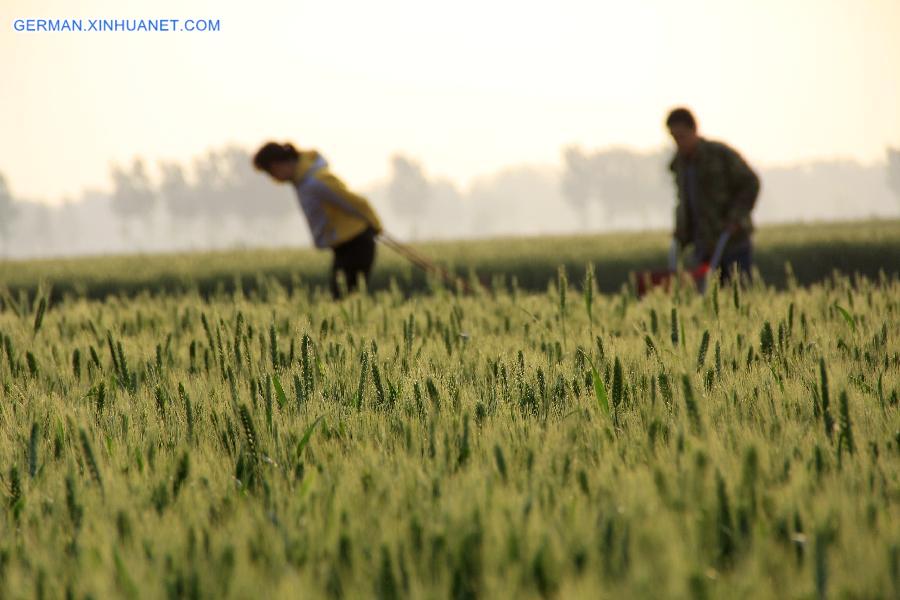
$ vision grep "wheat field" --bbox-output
[1,254,898,598]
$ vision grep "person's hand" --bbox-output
[726,222,742,235]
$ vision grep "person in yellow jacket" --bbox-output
[253,142,384,298]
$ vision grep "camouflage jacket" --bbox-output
[670,138,760,259]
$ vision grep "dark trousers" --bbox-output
[718,241,753,283]
[331,228,376,298]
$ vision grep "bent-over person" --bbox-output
[253,142,383,298]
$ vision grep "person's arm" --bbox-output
[316,174,384,233]
[723,146,760,232]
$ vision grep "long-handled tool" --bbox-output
[377,232,473,293]
[636,230,731,297]
[697,230,731,293]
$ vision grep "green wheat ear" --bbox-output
[7,466,22,520]
[670,307,679,347]
[172,452,190,499]
[65,473,83,531]
[376,546,399,600]
[457,414,471,468]
[820,358,834,442]
[79,428,103,494]
[26,351,39,377]
[714,470,735,567]
[179,383,194,444]
[696,330,710,372]
[32,296,46,334]
[611,357,624,424]
[710,280,720,318]
[28,422,39,479]
[644,334,656,357]
[583,263,595,325]
[837,391,855,462]
[237,404,258,465]
[681,374,702,432]
[71,348,81,378]
[268,322,278,371]
[658,372,673,407]
[493,444,508,482]
[760,321,775,359]
[301,333,315,394]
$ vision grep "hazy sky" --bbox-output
[2,0,899,203]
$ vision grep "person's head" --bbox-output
[666,108,700,157]
[253,142,300,182]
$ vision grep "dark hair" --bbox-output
[252,142,300,171]
[665,107,697,130]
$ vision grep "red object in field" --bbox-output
[635,262,711,297]
[637,233,731,298]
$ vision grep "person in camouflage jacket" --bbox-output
[666,108,760,279]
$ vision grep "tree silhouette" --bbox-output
[217,146,292,222]
[0,173,19,256]
[110,158,157,247]
[467,165,560,236]
[561,146,597,228]
[562,146,670,228]
[589,148,670,223]
[387,155,431,237]
[158,161,204,247]
[888,148,900,205]
[176,147,294,245]
[159,161,201,220]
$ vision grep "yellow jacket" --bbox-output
[291,150,383,248]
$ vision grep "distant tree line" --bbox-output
[1,146,899,258]
[108,147,297,246]
[561,146,671,228]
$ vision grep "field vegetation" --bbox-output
[0,222,898,598]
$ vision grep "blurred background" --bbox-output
[2,0,899,258]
